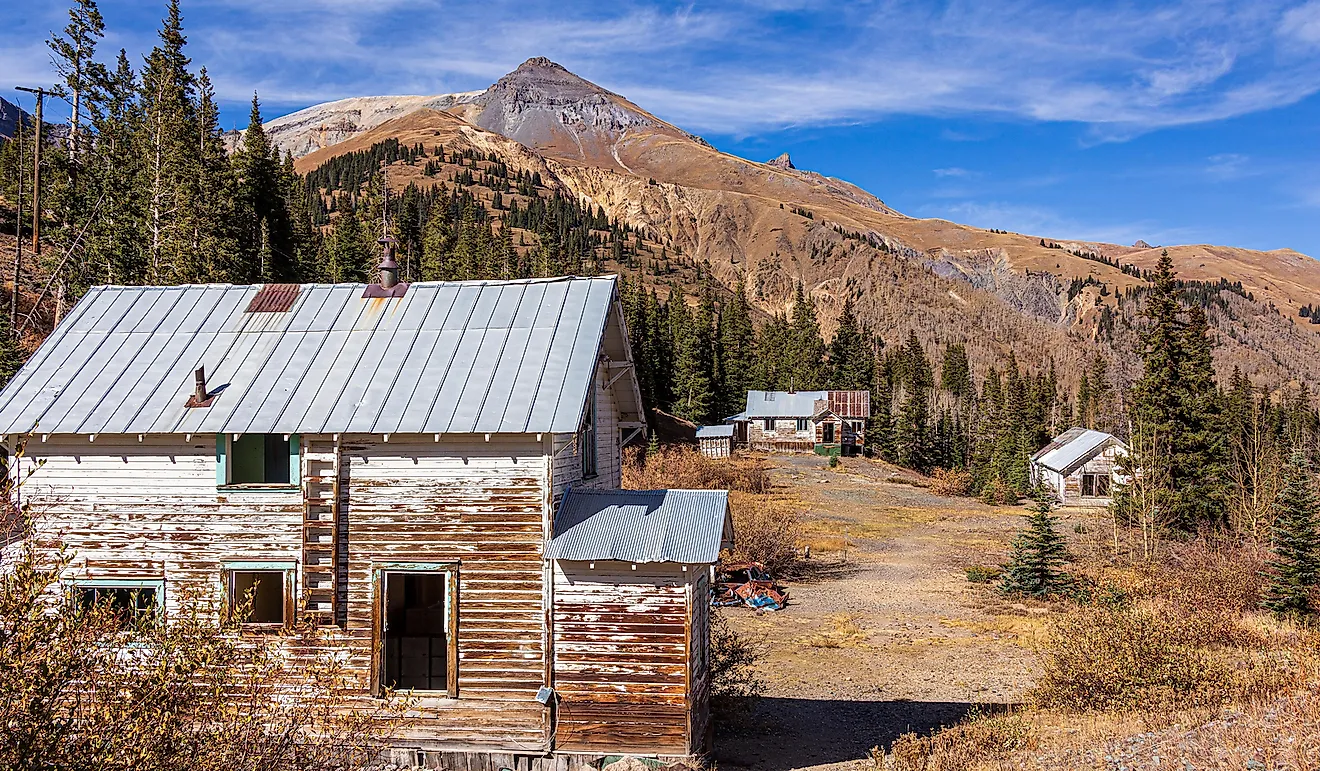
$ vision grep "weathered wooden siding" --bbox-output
[698,437,730,458]
[16,435,303,615]
[687,571,712,753]
[551,364,622,500]
[552,561,694,756]
[1060,441,1124,506]
[339,435,551,749]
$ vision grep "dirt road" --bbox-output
[717,455,1053,771]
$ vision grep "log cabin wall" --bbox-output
[551,560,697,756]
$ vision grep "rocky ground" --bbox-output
[716,454,1050,771]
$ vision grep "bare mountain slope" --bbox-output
[279,58,1320,391]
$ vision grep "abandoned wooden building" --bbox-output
[738,390,870,455]
[695,425,734,458]
[1030,427,1129,506]
[0,274,732,768]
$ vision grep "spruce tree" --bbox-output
[718,285,756,418]
[1121,250,1229,530]
[1262,449,1320,618]
[940,343,972,400]
[828,298,872,389]
[999,488,1072,597]
[895,332,932,471]
[789,283,828,390]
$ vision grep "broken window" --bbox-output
[763,418,774,431]
[582,387,598,478]
[229,570,287,625]
[796,418,809,432]
[226,434,294,485]
[381,570,457,695]
[74,584,160,629]
[1082,474,1096,497]
[1095,474,1111,496]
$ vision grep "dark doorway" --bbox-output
[382,572,450,693]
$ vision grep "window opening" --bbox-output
[75,586,159,629]
[1095,474,1111,496]
[796,418,808,432]
[1082,474,1096,497]
[230,570,286,625]
[763,419,774,431]
[230,434,292,485]
[382,571,454,693]
[582,387,598,478]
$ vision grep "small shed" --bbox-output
[550,488,733,755]
[696,425,734,458]
[1031,428,1128,506]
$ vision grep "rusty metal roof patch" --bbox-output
[245,284,302,312]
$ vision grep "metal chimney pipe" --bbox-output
[194,367,207,402]
[378,252,399,289]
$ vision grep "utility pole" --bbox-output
[15,86,47,255]
[10,94,24,334]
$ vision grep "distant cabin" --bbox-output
[0,274,731,768]
[1031,428,1128,506]
[738,390,870,455]
[695,424,734,458]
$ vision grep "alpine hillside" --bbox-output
[264,58,1320,393]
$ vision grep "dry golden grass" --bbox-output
[803,613,869,649]
[885,531,1320,770]
[623,447,803,574]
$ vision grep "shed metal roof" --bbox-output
[696,425,734,438]
[1032,428,1125,474]
[0,276,620,437]
[550,488,733,564]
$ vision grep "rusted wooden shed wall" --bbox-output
[551,561,707,756]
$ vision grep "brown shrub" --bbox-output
[930,468,977,497]
[728,491,802,576]
[882,710,1036,771]
[1032,604,1233,711]
[623,446,769,494]
[980,478,1018,506]
[710,612,764,724]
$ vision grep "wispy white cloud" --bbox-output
[933,167,973,178]
[6,0,1320,140]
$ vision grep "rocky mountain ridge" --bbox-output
[282,57,1320,393]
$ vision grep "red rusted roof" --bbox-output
[244,284,301,312]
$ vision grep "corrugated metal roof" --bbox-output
[743,390,870,418]
[550,488,733,564]
[744,390,827,418]
[0,276,619,437]
[1033,428,1125,474]
[696,425,734,438]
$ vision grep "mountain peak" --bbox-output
[517,56,565,72]
[767,153,795,170]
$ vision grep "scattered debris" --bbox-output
[714,560,788,611]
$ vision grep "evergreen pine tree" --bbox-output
[789,283,828,389]
[718,284,757,418]
[1262,449,1320,618]
[895,331,932,471]
[939,343,972,400]
[828,298,872,389]
[998,488,1072,597]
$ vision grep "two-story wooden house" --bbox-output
[739,390,870,455]
[0,273,731,768]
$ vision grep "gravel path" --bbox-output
[716,455,1040,771]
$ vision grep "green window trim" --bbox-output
[216,433,300,489]
[65,578,167,609]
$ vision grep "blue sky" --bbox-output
[4,0,1319,256]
